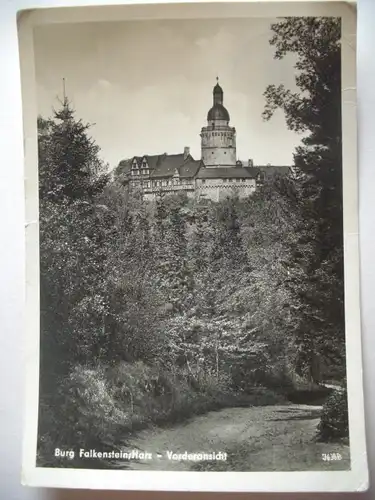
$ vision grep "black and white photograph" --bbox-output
[19,1,367,492]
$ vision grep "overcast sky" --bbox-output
[34,17,302,169]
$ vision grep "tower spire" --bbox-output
[213,78,223,105]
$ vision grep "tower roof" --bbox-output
[213,81,223,96]
[207,78,230,122]
[207,104,230,121]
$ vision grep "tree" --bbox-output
[263,17,342,263]
[263,17,345,382]
[39,97,109,203]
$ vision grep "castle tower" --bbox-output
[200,79,237,167]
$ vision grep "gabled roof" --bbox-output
[117,152,201,180]
[179,159,202,178]
[151,154,185,178]
[257,165,291,177]
[143,155,160,170]
[197,166,258,179]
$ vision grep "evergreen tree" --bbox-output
[263,17,345,382]
[38,97,113,381]
[39,97,109,203]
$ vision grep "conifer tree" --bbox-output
[263,17,345,382]
[38,97,112,377]
[39,97,109,203]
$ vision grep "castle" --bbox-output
[116,80,290,201]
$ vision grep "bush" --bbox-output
[37,365,131,469]
[317,388,349,442]
[38,359,288,469]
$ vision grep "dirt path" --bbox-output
[123,404,350,471]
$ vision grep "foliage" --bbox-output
[37,17,346,466]
[317,388,349,442]
[38,98,109,203]
[263,17,345,383]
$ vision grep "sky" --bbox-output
[34,17,303,170]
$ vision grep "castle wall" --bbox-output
[139,178,257,202]
[195,178,256,202]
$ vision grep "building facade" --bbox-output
[116,80,290,201]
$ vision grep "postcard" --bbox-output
[19,0,368,492]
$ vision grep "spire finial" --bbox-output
[62,77,66,101]
[216,76,219,83]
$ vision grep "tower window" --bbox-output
[202,180,206,184]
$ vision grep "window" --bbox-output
[202,180,206,184]
[236,179,241,183]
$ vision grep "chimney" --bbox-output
[184,146,190,160]
[248,158,254,167]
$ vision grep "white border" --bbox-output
[19,1,368,492]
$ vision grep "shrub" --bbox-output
[37,359,289,469]
[37,365,130,469]
[317,388,349,442]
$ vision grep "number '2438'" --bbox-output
[322,453,342,461]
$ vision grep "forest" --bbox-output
[36,17,349,469]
